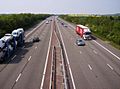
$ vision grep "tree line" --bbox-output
[60,15,120,49]
[0,14,50,37]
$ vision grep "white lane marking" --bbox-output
[88,64,92,70]
[28,56,32,61]
[107,64,113,70]
[80,51,82,54]
[40,20,53,89]
[93,40,120,61]
[93,50,98,54]
[25,21,45,38]
[11,55,17,60]
[74,43,76,46]
[56,20,76,89]
[16,73,22,82]
[35,46,37,49]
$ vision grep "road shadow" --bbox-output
[91,35,97,40]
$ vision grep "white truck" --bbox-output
[12,28,24,46]
[0,28,24,62]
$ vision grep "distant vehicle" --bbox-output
[76,38,85,46]
[76,25,92,40]
[46,21,49,24]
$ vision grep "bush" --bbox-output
[0,14,50,37]
[60,15,120,47]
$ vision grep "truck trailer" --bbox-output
[0,35,17,61]
[0,28,25,62]
[76,25,92,40]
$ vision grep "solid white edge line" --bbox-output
[88,64,92,70]
[40,20,53,89]
[93,40,120,60]
[16,73,22,82]
[49,47,54,89]
[25,20,45,38]
[59,18,120,61]
[28,56,32,61]
[107,64,113,70]
[11,55,17,60]
[56,19,76,89]
[93,50,97,54]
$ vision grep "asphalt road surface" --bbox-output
[0,16,120,89]
[56,17,120,89]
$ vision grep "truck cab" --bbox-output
[12,30,20,38]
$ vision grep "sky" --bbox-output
[0,0,120,14]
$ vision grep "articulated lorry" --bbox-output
[76,25,92,40]
[0,28,24,62]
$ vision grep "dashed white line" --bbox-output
[93,50,98,54]
[107,64,113,70]
[88,64,92,70]
[80,51,82,54]
[93,40,120,61]
[28,56,32,61]
[11,55,17,60]
[16,73,22,82]
[35,46,37,49]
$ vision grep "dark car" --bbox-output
[32,36,40,42]
[64,25,68,27]
[76,39,85,46]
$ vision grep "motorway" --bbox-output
[0,16,120,89]
[57,18,120,89]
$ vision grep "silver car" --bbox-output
[76,39,85,46]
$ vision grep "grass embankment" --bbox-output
[60,15,120,50]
